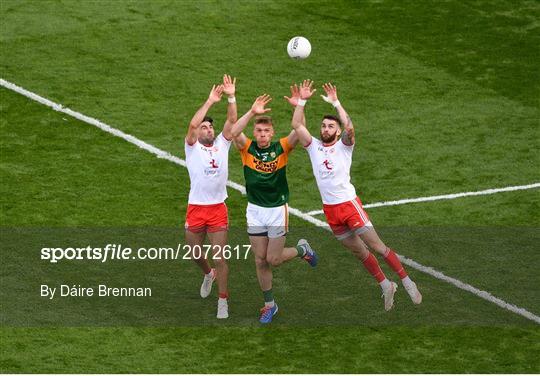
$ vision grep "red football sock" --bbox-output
[219,292,229,299]
[383,248,408,279]
[362,252,386,283]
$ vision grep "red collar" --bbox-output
[322,140,338,147]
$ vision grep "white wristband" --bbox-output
[297,99,307,106]
[227,96,236,104]
[332,100,341,108]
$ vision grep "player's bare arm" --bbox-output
[290,79,316,147]
[186,84,224,145]
[284,129,298,148]
[231,94,272,149]
[283,83,304,148]
[284,83,306,126]
[322,83,355,146]
[222,74,237,140]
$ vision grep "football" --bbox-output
[287,36,311,59]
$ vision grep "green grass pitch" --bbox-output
[1,0,539,373]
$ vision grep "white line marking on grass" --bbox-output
[0,79,245,193]
[305,183,540,216]
[2,77,538,325]
[401,256,540,324]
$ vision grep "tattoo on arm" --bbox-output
[342,115,354,145]
[342,129,351,145]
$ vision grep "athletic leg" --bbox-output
[186,229,216,298]
[340,232,397,311]
[185,229,211,274]
[250,235,280,323]
[340,232,369,260]
[207,230,230,318]
[265,236,298,267]
[207,230,229,297]
[264,204,317,267]
[340,233,387,283]
[358,227,422,304]
[250,235,272,293]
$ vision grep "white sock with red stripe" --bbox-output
[401,276,414,289]
[379,278,392,291]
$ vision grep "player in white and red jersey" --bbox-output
[184,74,237,319]
[287,80,422,311]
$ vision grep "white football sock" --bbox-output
[379,278,391,291]
[265,300,275,308]
[401,276,414,288]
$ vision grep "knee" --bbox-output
[371,244,388,255]
[266,255,282,267]
[360,237,385,254]
[213,257,228,268]
[350,246,369,260]
[255,256,268,269]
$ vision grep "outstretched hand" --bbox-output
[251,94,272,114]
[223,74,236,96]
[321,82,338,103]
[284,84,300,106]
[208,84,224,104]
[299,79,316,100]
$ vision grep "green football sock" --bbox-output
[296,245,306,257]
[263,289,274,303]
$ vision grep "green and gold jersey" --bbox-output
[239,137,293,207]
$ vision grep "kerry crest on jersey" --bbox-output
[239,137,292,207]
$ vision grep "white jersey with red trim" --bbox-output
[185,132,232,205]
[305,137,357,205]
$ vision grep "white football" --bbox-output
[287,36,311,59]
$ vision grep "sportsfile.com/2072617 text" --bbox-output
[40,244,252,263]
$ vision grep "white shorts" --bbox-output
[246,202,289,238]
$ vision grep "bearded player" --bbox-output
[231,93,318,324]
[289,80,422,311]
[184,74,237,319]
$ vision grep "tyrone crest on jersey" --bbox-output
[204,158,220,176]
[318,158,335,179]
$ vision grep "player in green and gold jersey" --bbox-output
[231,94,319,324]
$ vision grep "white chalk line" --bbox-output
[305,183,540,215]
[2,77,538,325]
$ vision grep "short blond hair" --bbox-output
[254,116,273,126]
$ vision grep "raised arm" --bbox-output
[186,84,223,145]
[321,83,354,146]
[231,94,272,150]
[222,74,237,141]
[290,80,315,147]
[283,83,302,148]
[284,83,306,126]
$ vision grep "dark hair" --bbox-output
[254,116,273,126]
[203,116,214,124]
[323,115,341,126]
